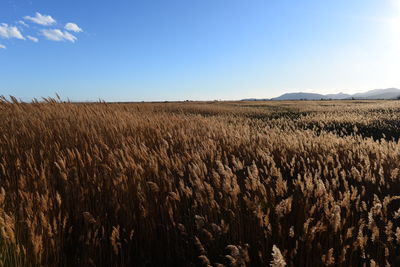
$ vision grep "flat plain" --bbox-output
[1,98,400,266]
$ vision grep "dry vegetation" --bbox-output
[1,97,400,266]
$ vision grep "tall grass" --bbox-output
[1,98,400,266]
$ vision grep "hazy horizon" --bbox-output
[2,0,400,101]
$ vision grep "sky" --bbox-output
[1,0,400,101]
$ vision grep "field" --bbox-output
[1,98,400,266]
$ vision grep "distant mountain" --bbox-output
[350,88,400,99]
[272,93,323,100]
[251,88,400,101]
[271,92,350,101]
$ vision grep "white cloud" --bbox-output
[65,22,82,33]
[41,29,77,43]
[0,23,25,39]
[0,44,6,49]
[24,12,56,26]
[27,35,39,42]
[18,20,29,27]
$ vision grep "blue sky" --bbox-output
[1,0,400,101]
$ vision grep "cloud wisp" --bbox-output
[24,12,56,26]
[0,23,25,39]
[0,44,6,49]
[18,20,29,27]
[27,35,39,42]
[65,23,83,33]
[41,29,77,43]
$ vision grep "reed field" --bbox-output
[2,97,400,266]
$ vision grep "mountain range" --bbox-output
[242,88,400,101]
